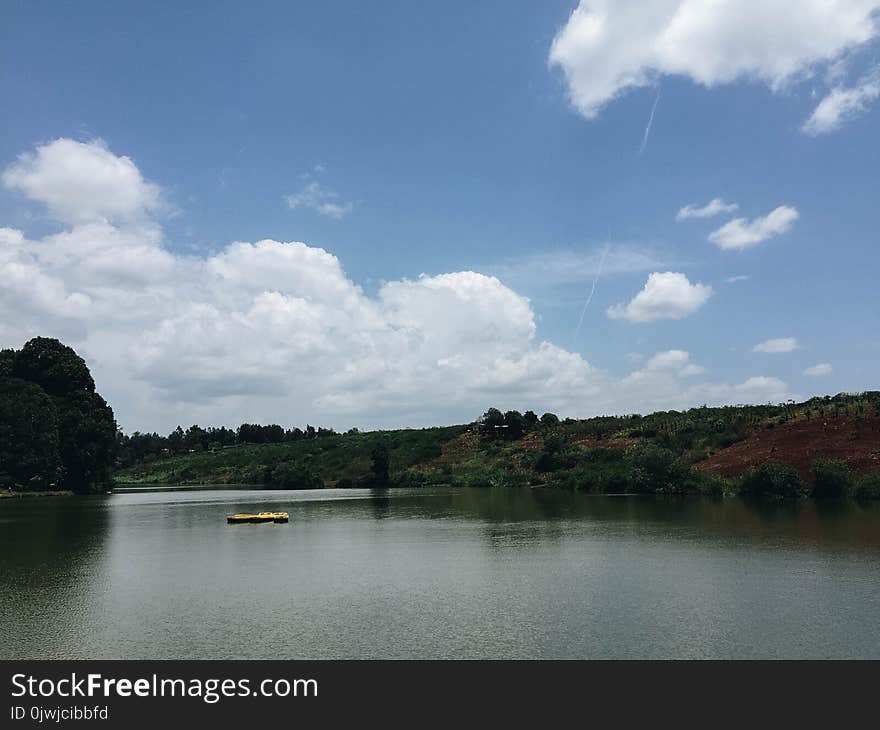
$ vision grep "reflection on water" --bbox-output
[1,487,879,659]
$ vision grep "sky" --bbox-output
[1,0,879,434]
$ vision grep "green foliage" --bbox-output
[853,473,880,500]
[0,349,16,377]
[739,462,807,500]
[0,338,116,493]
[370,443,390,485]
[12,337,95,397]
[478,407,504,435]
[624,442,682,493]
[811,460,855,499]
[391,470,427,489]
[269,461,324,490]
[54,390,117,493]
[0,377,62,489]
[503,410,525,439]
[113,392,880,500]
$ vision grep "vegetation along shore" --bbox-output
[2,337,879,500]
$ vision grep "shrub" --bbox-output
[854,473,880,500]
[679,471,728,497]
[391,470,427,489]
[269,462,324,490]
[811,460,855,499]
[739,462,806,499]
[623,442,681,493]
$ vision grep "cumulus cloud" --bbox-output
[285,181,353,219]
[676,198,738,221]
[642,350,705,376]
[708,206,799,250]
[620,354,792,413]
[1,138,798,431]
[549,0,880,119]
[1,138,163,224]
[753,337,798,353]
[607,272,712,323]
[803,67,880,134]
[804,362,833,376]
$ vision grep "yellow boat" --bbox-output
[227,511,289,524]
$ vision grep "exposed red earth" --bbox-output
[697,414,880,482]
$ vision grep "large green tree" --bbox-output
[0,337,117,493]
[54,390,118,493]
[0,377,62,489]
[12,337,95,397]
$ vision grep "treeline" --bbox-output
[462,398,880,500]
[117,422,348,468]
[0,338,117,493]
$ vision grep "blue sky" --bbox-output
[1,1,879,432]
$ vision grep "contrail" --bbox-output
[638,86,661,156]
[573,241,610,344]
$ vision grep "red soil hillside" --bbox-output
[697,414,880,482]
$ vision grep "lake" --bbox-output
[2,486,879,659]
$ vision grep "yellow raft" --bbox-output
[227,511,289,524]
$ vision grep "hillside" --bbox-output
[114,392,880,499]
[698,412,880,482]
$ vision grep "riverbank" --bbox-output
[112,394,880,500]
[0,489,74,499]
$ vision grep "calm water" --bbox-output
[1,487,879,659]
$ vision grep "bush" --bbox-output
[739,462,807,499]
[239,464,272,485]
[269,462,324,490]
[623,442,681,493]
[854,473,880,500]
[679,471,728,497]
[391,470,427,489]
[811,460,855,499]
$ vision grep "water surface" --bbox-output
[2,487,879,659]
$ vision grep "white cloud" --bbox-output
[676,198,738,221]
[1,138,162,224]
[607,271,712,323]
[803,67,880,134]
[285,181,353,219]
[753,337,798,353]
[549,0,880,119]
[1,138,800,431]
[642,349,706,376]
[708,206,799,250]
[804,362,833,376]
[725,275,749,284]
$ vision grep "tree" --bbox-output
[540,412,559,427]
[1,338,116,493]
[12,337,95,396]
[0,377,62,489]
[503,410,526,439]
[0,349,16,377]
[478,407,505,437]
[269,462,324,490]
[624,442,680,493]
[740,462,806,500]
[54,390,118,493]
[523,410,539,428]
[371,443,390,485]
[812,460,855,499]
